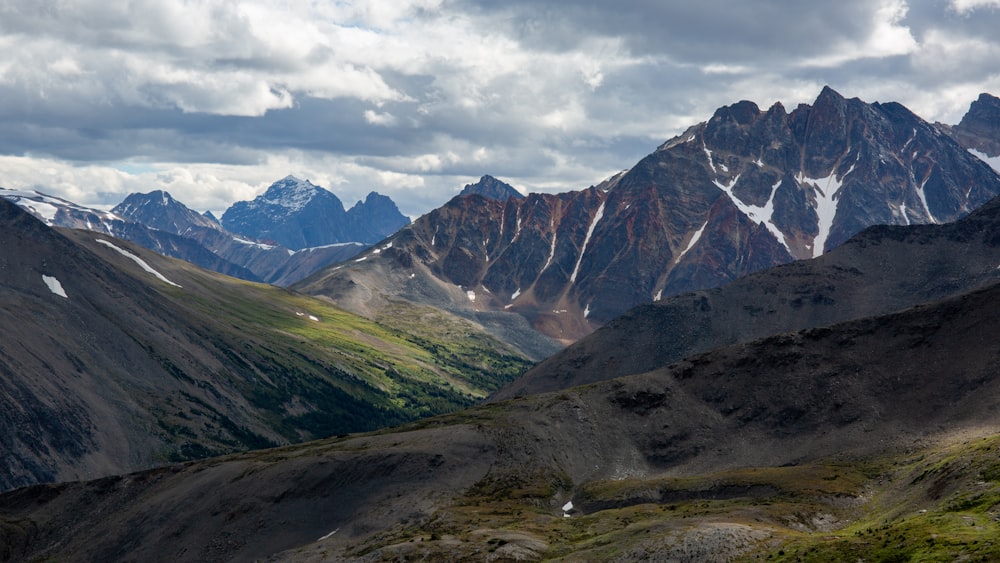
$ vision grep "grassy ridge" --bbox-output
[146,259,534,457]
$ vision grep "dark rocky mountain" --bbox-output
[113,190,222,235]
[495,192,1000,399]
[2,187,261,280]
[6,272,1000,561]
[0,198,530,492]
[297,87,1000,343]
[2,187,366,286]
[112,189,367,285]
[221,175,410,249]
[458,174,525,200]
[941,92,1000,157]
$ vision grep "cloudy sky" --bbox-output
[1,0,999,218]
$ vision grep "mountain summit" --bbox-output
[458,175,525,200]
[944,92,1000,157]
[297,87,1000,343]
[221,176,409,249]
[113,190,222,236]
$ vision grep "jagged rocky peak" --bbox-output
[222,175,409,249]
[946,92,1000,158]
[113,190,222,236]
[458,175,525,201]
[115,190,176,212]
[298,87,1000,344]
[959,93,1000,136]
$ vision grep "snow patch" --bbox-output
[466,290,476,302]
[570,201,606,283]
[232,236,276,250]
[703,145,717,174]
[42,275,67,298]
[712,173,791,253]
[584,303,592,318]
[541,219,557,273]
[969,147,1000,173]
[511,288,521,300]
[898,202,911,226]
[317,528,339,542]
[675,221,707,264]
[308,315,319,322]
[294,242,366,253]
[915,175,936,224]
[654,289,663,302]
[804,171,847,258]
[96,239,181,287]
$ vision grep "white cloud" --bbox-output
[799,0,917,67]
[0,0,997,221]
[950,0,1000,13]
[363,109,399,126]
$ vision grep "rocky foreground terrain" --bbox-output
[4,257,1000,560]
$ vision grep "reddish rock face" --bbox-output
[300,87,1000,342]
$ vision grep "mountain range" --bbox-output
[295,86,1000,344]
[1,176,410,287]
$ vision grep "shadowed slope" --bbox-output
[5,274,1000,561]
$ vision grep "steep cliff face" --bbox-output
[298,87,1000,343]
[942,92,1000,157]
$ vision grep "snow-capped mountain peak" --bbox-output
[1,187,122,231]
[221,176,409,250]
[256,176,324,213]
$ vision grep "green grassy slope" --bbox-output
[69,231,533,459]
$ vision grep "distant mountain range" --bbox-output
[296,86,1000,344]
[1,176,410,287]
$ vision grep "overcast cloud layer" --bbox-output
[1,0,999,218]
